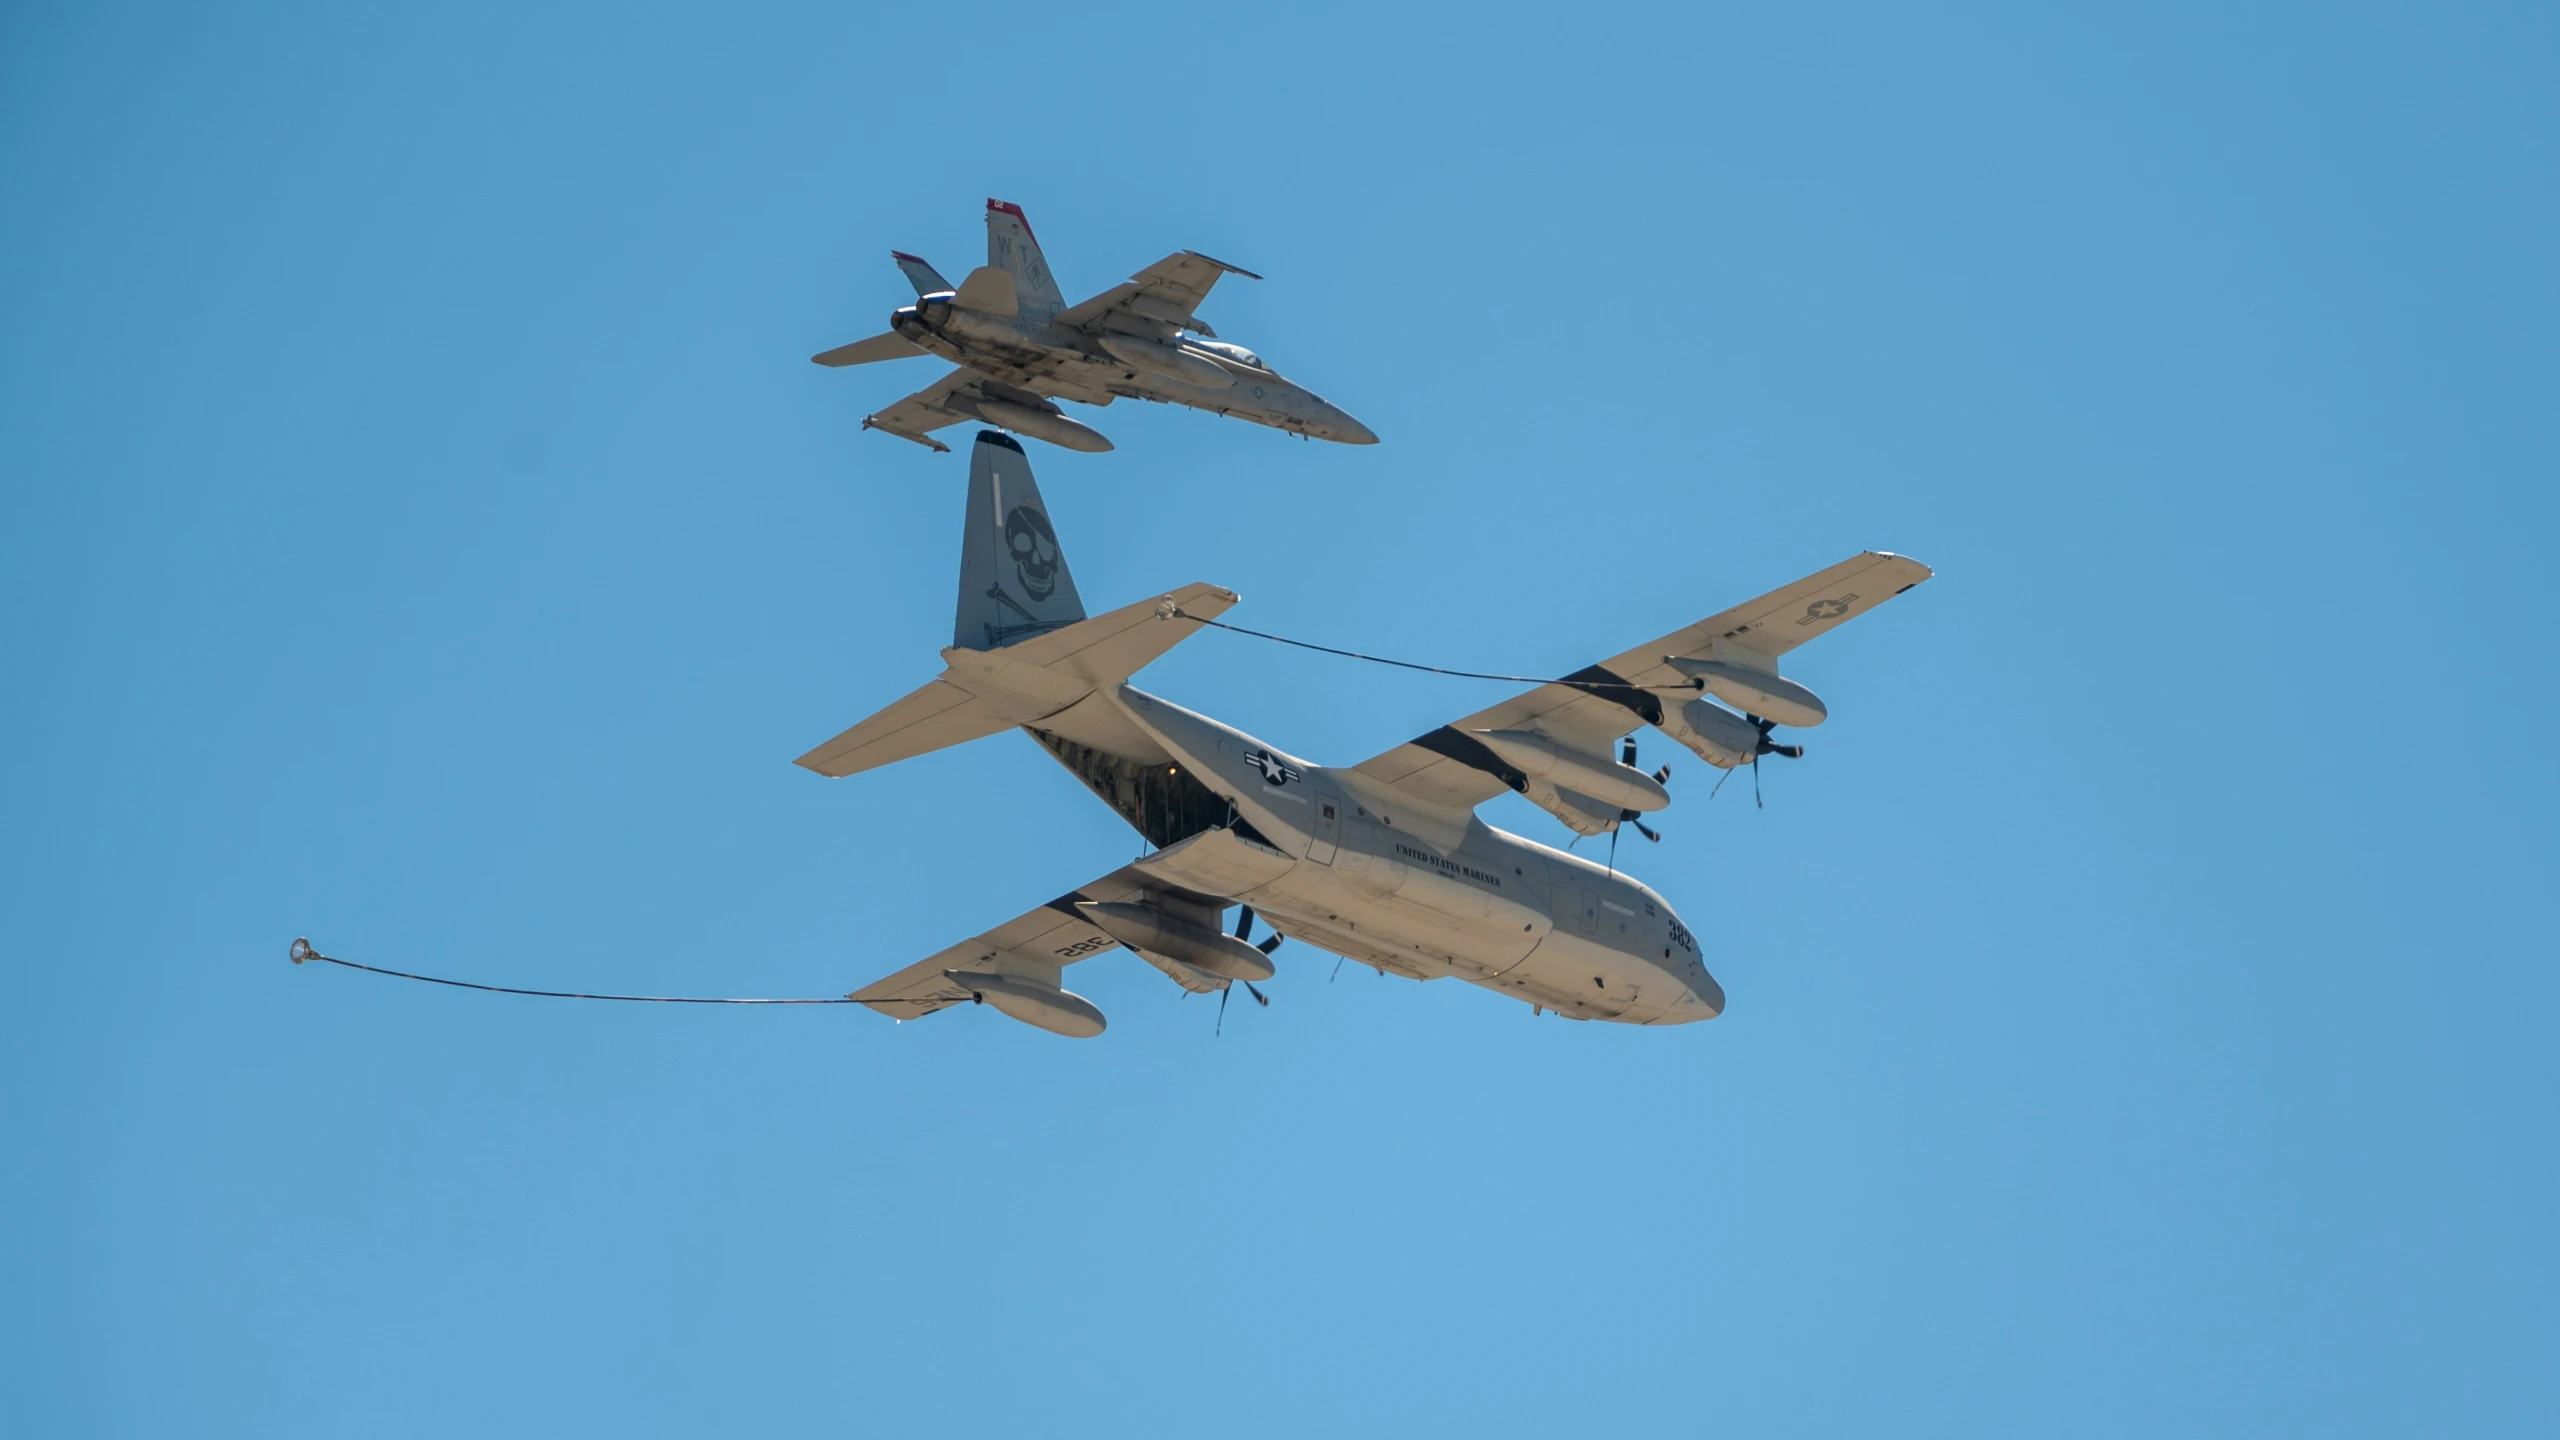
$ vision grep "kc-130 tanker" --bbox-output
[796,432,1930,1038]
[812,200,1375,454]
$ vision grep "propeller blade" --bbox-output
[1709,767,1734,800]
[1257,932,1283,955]
[1632,818,1661,842]
[1234,906,1256,941]
[1621,736,1638,766]
[1753,755,1764,809]
[1216,983,1230,1037]
[811,332,925,367]
[1653,763,1672,784]
[1244,981,1269,1007]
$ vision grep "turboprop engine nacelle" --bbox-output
[1659,698,1763,770]
[1664,657,1827,729]
[967,398,1115,454]
[1097,334,1233,390]
[1076,902,1275,983]
[945,970,1108,1039]
[1474,729,1668,813]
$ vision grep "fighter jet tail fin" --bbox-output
[985,199,1068,321]
[891,251,952,296]
[956,430,1084,650]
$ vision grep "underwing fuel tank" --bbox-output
[1076,902,1275,982]
[1473,729,1669,812]
[1664,658,1827,728]
[945,970,1108,1038]
[968,398,1114,454]
[1096,334,1232,390]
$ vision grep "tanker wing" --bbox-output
[848,862,1237,1032]
[1352,552,1935,815]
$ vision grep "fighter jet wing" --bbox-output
[1352,552,1935,813]
[849,863,1232,1019]
[860,368,983,452]
[1051,251,1262,334]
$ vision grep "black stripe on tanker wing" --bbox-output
[1557,665,1663,726]
[1413,728,1530,792]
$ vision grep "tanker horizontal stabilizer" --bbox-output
[795,582,1239,776]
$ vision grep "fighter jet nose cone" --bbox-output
[1335,417,1379,445]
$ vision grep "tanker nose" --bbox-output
[1686,971,1726,1019]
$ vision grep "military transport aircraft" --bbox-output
[811,200,1376,454]
[797,432,1929,1037]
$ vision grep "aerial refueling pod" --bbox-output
[1076,902,1275,983]
[965,397,1115,454]
[945,970,1108,1039]
[1096,334,1232,390]
[1664,658,1827,729]
[1473,729,1669,813]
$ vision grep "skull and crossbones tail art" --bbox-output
[1005,505,1063,601]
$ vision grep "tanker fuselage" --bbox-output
[1103,686,1722,1026]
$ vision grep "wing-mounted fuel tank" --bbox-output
[1664,657,1828,729]
[944,969,1108,1038]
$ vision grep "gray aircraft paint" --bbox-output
[953,432,1084,649]
[813,199,1377,454]
[800,433,1940,1037]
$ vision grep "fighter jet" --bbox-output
[812,200,1376,454]
[795,431,1931,1038]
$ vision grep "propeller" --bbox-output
[1216,907,1279,1036]
[1744,713,1803,810]
[1614,736,1666,850]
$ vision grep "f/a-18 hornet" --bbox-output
[811,199,1375,455]
[798,432,1928,1037]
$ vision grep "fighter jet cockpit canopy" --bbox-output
[1185,338,1268,372]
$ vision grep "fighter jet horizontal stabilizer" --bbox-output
[813,332,925,367]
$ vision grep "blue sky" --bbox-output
[5,2,2555,1434]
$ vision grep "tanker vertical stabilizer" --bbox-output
[956,430,1085,650]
